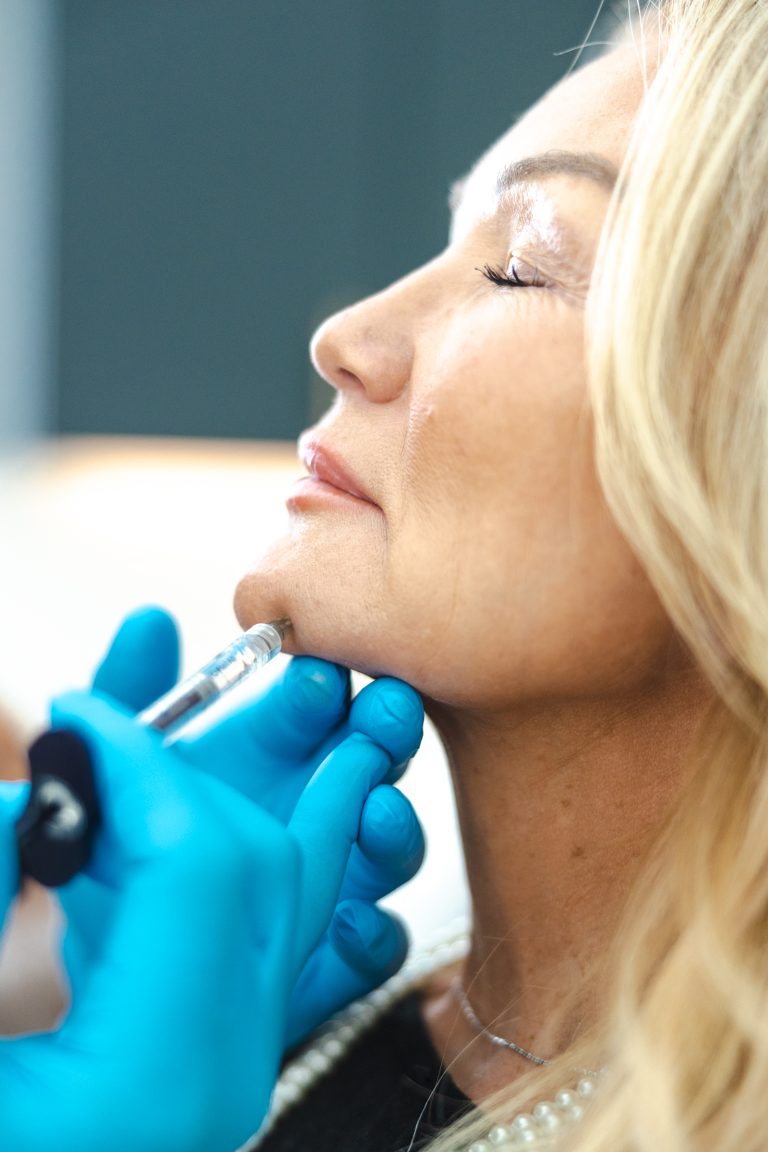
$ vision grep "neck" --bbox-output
[425,661,714,1076]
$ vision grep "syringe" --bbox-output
[15,619,291,888]
[137,618,290,738]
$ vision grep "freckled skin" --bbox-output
[236,41,716,1097]
[234,44,672,712]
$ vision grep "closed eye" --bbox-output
[478,254,546,289]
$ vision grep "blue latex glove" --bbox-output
[0,780,31,935]
[0,695,297,1151]
[89,607,426,1046]
[0,687,405,1151]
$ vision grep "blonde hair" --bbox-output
[428,1,768,1149]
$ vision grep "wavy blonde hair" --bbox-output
[427,1,768,1149]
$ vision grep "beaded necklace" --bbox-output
[463,1074,600,1150]
[242,916,602,1152]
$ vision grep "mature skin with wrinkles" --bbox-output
[236,47,666,705]
[235,42,716,1098]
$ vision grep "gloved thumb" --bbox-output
[92,605,180,712]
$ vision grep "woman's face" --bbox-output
[235,42,680,709]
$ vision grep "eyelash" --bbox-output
[478,261,531,289]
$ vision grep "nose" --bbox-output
[310,276,418,404]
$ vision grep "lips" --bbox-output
[298,437,379,506]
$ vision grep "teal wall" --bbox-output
[56,1,606,440]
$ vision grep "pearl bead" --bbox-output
[276,1080,301,1105]
[532,1102,560,1131]
[305,1050,329,1074]
[555,1089,577,1109]
[241,920,479,1151]
[244,915,609,1152]
[464,1077,602,1152]
[515,1130,537,1145]
[288,1064,314,1087]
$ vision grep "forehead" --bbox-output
[453,44,650,226]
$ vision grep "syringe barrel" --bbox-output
[15,620,289,889]
[137,622,285,737]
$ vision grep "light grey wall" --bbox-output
[0,0,57,443]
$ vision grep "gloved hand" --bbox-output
[0,685,407,1152]
[0,693,298,1152]
[87,606,426,1046]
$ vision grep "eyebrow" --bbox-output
[449,149,619,215]
[497,149,619,194]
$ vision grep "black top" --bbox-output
[258,991,473,1152]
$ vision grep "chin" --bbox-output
[234,570,431,689]
[233,553,371,673]
[232,509,400,671]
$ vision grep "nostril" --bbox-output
[310,301,413,403]
[337,366,365,391]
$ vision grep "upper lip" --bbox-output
[298,435,379,505]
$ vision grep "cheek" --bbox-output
[392,442,676,707]
[396,307,586,598]
[387,337,676,705]
[234,305,676,703]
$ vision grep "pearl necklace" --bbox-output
[451,977,606,1148]
[464,1074,601,1150]
[241,915,603,1152]
[241,916,471,1150]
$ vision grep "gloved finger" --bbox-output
[285,903,408,1050]
[288,733,391,962]
[64,801,297,1147]
[11,856,296,1152]
[43,691,299,1129]
[339,785,425,903]
[91,605,180,712]
[8,805,297,1151]
[178,656,350,799]
[330,901,409,982]
[346,678,424,783]
[0,780,30,934]
[52,687,302,930]
[7,688,300,1150]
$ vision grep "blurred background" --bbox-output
[0,1,612,980]
[2,0,609,443]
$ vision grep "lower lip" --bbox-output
[286,476,381,512]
